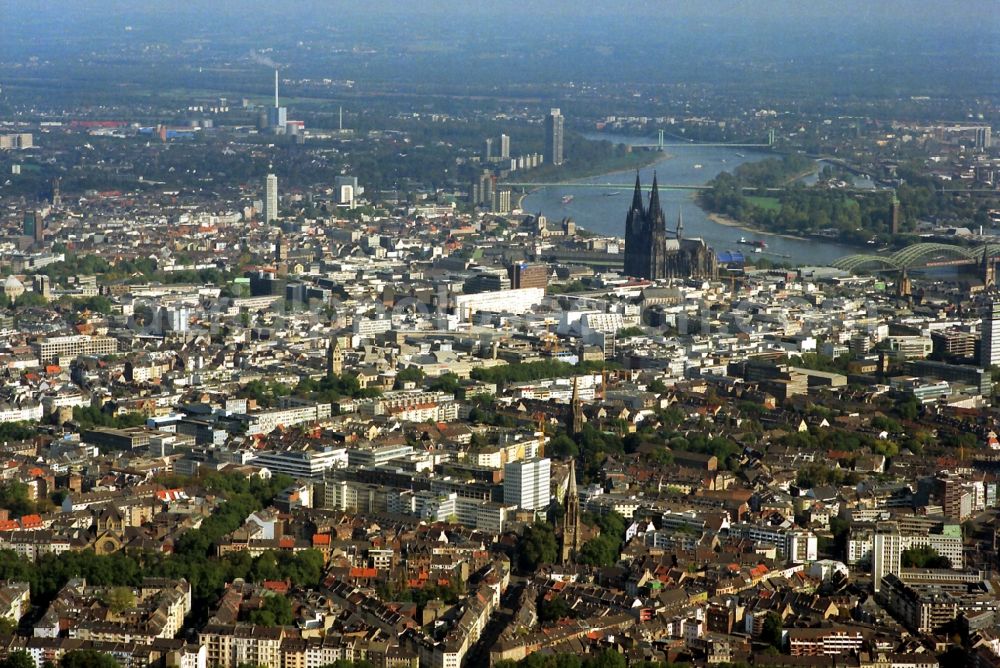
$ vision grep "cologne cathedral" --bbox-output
[623,173,717,280]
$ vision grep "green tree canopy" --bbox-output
[0,652,34,668]
[516,522,559,571]
[761,612,783,649]
[60,650,119,668]
[901,546,951,569]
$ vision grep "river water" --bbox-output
[520,135,860,266]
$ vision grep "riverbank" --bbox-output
[705,212,812,242]
[520,143,862,265]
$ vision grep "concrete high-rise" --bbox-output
[500,133,510,159]
[23,212,37,239]
[981,300,1000,367]
[545,108,564,166]
[509,263,548,291]
[503,458,551,511]
[872,521,902,593]
[471,169,495,208]
[976,127,992,152]
[264,173,279,223]
[492,187,512,214]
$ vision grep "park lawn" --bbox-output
[746,196,781,212]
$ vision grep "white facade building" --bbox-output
[264,173,278,222]
[503,457,551,510]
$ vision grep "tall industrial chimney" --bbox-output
[274,69,279,108]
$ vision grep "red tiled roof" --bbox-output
[349,567,377,579]
[263,580,289,594]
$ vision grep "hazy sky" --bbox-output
[4,0,998,21]
[5,0,997,45]
[1,0,996,94]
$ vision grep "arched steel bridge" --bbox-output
[832,243,1000,272]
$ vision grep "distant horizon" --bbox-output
[0,0,997,97]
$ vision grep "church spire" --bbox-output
[648,171,662,221]
[984,246,995,288]
[570,376,584,434]
[561,458,580,564]
[566,457,578,498]
[676,208,684,240]
[629,171,644,214]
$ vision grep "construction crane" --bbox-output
[543,321,561,355]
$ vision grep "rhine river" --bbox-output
[520,135,860,267]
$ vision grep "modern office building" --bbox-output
[264,173,278,222]
[464,267,511,294]
[503,457,551,510]
[872,521,902,592]
[23,212,39,239]
[937,471,974,522]
[509,263,549,291]
[976,126,992,152]
[454,287,546,321]
[932,329,977,359]
[493,187,512,214]
[864,520,964,592]
[251,445,349,479]
[242,401,333,436]
[33,335,119,361]
[980,300,1000,367]
[472,169,495,207]
[160,305,191,333]
[334,175,360,207]
[909,359,990,397]
[544,108,564,166]
[0,133,33,150]
[345,443,414,468]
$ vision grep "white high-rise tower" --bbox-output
[982,300,1000,367]
[545,108,564,166]
[503,457,551,511]
[264,172,278,223]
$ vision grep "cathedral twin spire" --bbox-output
[648,171,662,223]
[624,171,684,279]
[627,171,681,237]
[624,171,716,280]
[630,171,644,215]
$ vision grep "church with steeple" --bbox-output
[623,173,717,281]
[561,459,580,564]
